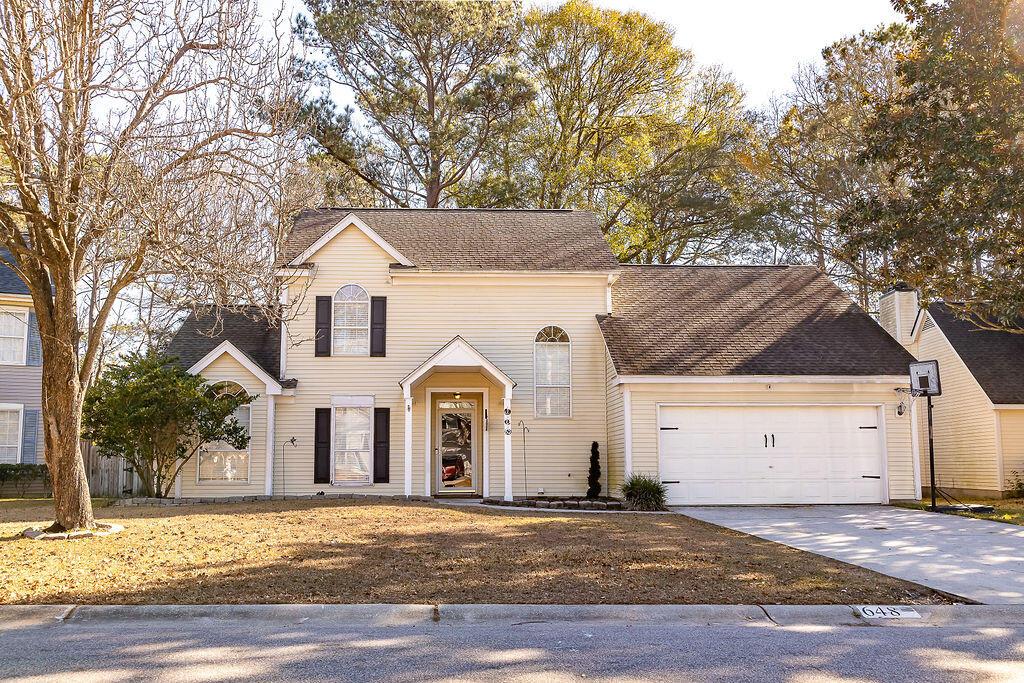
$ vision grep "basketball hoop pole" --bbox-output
[927,395,936,512]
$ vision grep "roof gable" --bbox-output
[926,303,1024,404]
[287,213,413,267]
[280,208,621,272]
[166,307,282,386]
[600,265,916,377]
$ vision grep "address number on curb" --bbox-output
[856,606,922,619]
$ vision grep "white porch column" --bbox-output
[424,391,432,497]
[265,394,276,496]
[623,386,633,477]
[404,393,413,496]
[174,464,182,499]
[503,387,513,501]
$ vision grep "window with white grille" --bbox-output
[0,407,22,463]
[198,382,250,482]
[333,284,369,355]
[334,405,372,484]
[0,309,27,365]
[534,326,571,417]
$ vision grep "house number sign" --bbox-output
[504,407,512,435]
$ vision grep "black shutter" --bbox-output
[370,296,387,357]
[314,296,331,357]
[373,407,390,483]
[314,408,331,484]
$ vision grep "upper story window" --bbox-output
[199,382,251,483]
[333,285,369,356]
[534,325,571,418]
[0,309,28,365]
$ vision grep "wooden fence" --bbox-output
[81,441,129,498]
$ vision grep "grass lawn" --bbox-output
[896,497,1024,525]
[1,499,954,605]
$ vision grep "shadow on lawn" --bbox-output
[6,499,948,607]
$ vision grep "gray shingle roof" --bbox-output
[600,265,916,377]
[279,208,621,272]
[0,250,30,295]
[927,303,1024,404]
[166,307,281,383]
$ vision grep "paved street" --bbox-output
[3,615,1024,682]
[677,505,1024,604]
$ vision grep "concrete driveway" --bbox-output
[675,505,1024,604]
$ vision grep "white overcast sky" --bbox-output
[265,0,904,108]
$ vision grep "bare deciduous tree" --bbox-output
[0,0,298,531]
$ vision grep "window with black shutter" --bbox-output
[314,296,331,357]
[373,407,390,483]
[370,296,387,357]
[314,408,331,483]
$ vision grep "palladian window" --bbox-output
[198,382,251,483]
[534,326,571,418]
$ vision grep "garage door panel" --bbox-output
[659,405,884,505]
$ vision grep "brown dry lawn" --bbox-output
[1,498,953,605]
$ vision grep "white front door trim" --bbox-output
[424,387,491,498]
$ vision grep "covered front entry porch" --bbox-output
[400,336,517,501]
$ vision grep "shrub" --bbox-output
[82,352,254,498]
[621,472,667,511]
[0,464,50,498]
[1009,471,1024,498]
[586,441,601,499]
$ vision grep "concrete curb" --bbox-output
[437,604,769,624]
[66,604,436,626]
[0,605,75,630]
[4,604,1024,628]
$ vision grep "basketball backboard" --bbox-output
[910,360,941,397]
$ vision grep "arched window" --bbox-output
[333,284,369,356]
[199,381,251,483]
[534,326,571,418]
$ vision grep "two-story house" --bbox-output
[0,250,43,466]
[167,209,920,505]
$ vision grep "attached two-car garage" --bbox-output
[657,405,887,505]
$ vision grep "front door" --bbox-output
[436,400,476,493]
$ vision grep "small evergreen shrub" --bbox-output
[586,441,601,499]
[620,472,667,511]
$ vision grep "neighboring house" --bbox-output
[880,286,1024,498]
[0,250,43,466]
[166,209,919,505]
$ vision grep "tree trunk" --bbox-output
[40,296,96,531]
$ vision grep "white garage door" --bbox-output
[658,405,885,505]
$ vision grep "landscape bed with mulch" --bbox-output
[0,498,955,605]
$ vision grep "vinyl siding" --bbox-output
[275,226,610,498]
[605,347,625,493]
[914,314,1000,492]
[0,302,43,463]
[178,354,268,497]
[999,410,1024,490]
[625,381,918,501]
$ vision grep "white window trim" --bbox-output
[331,284,370,357]
[197,384,252,485]
[330,394,375,487]
[0,403,25,464]
[533,325,572,419]
[0,307,29,366]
